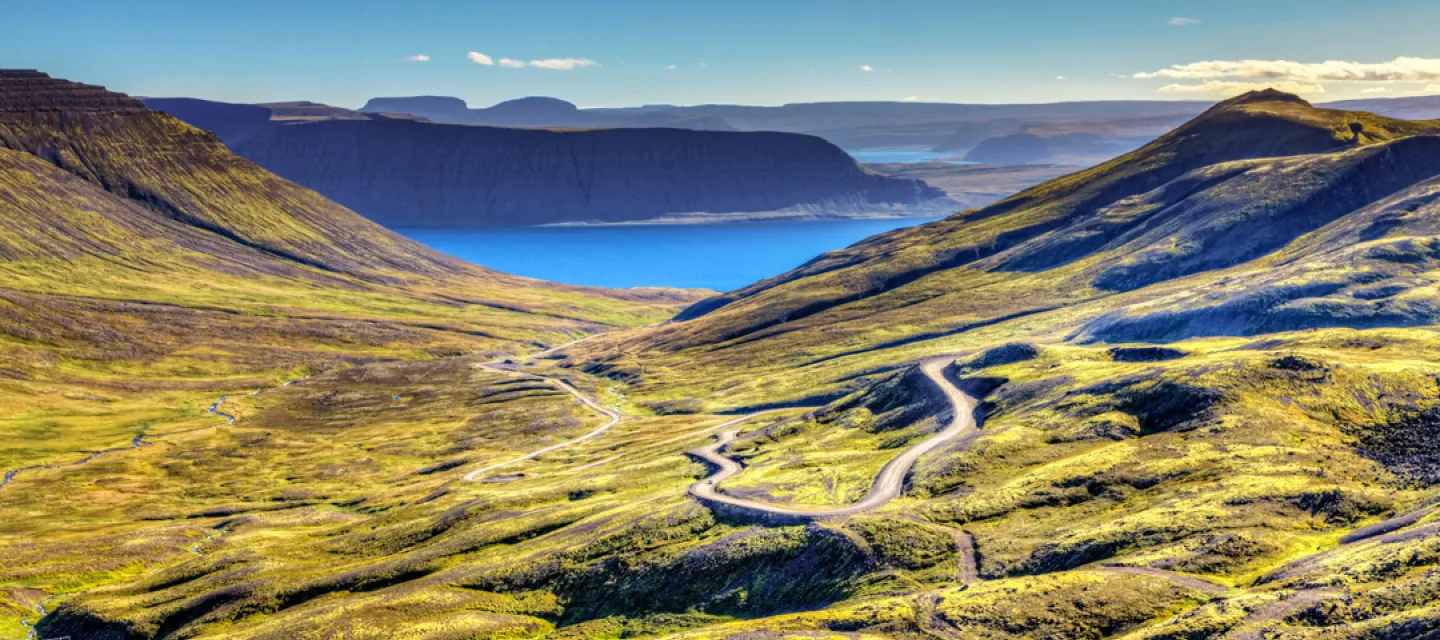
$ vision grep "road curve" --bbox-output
[687,358,979,519]
[462,363,622,481]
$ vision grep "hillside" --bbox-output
[0,67,702,329]
[16,78,1440,640]
[864,161,1077,210]
[643,91,1440,349]
[149,98,952,226]
[515,89,1440,638]
[0,71,700,637]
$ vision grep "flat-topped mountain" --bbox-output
[0,69,694,341]
[150,97,952,227]
[365,94,1215,153]
[361,95,735,131]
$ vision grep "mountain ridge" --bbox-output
[149,96,952,227]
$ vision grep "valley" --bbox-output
[8,59,1440,640]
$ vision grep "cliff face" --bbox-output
[155,110,951,227]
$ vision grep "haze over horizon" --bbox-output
[7,0,1440,108]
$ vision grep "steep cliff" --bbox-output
[152,105,951,226]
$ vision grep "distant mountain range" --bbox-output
[362,93,1440,166]
[144,97,951,227]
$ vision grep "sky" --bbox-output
[6,0,1440,108]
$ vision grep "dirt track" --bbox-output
[686,358,978,519]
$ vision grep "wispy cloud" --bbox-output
[529,58,598,70]
[666,64,678,71]
[467,52,598,70]
[1167,17,1201,26]
[1361,87,1392,94]
[861,64,874,72]
[1056,75,1067,81]
[405,54,430,62]
[1133,56,1440,82]
[1157,80,1326,97]
[903,96,920,102]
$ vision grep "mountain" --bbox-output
[657,90,1440,338]
[864,162,1079,210]
[150,98,953,226]
[364,95,1216,153]
[361,95,737,131]
[513,89,1440,638]
[18,73,1440,640]
[355,93,1440,163]
[360,95,470,121]
[0,70,696,346]
[1323,94,1440,120]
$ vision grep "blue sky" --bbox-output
[6,0,1440,108]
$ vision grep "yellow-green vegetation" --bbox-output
[10,71,1440,640]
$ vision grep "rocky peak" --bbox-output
[1214,88,1312,110]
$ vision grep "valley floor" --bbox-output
[9,325,1440,640]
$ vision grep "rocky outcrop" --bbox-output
[153,104,952,227]
[0,69,147,113]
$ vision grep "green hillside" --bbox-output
[0,72,702,639]
[12,76,1440,640]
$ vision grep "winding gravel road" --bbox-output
[687,358,978,519]
[462,363,622,481]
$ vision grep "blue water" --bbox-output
[398,219,939,291]
[847,149,974,164]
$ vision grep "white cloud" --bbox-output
[467,51,494,65]
[1056,75,1067,81]
[861,64,874,72]
[903,96,920,102]
[405,54,430,62]
[1133,56,1440,82]
[529,58,598,70]
[1361,87,1392,94]
[1157,80,1327,97]
[498,58,527,68]
[666,64,677,70]
[1167,17,1201,26]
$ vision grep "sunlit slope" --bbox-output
[0,70,700,351]
[581,90,1440,405]
[0,71,453,277]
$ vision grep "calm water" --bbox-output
[847,149,974,164]
[399,219,939,291]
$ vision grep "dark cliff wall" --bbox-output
[222,119,949,227]
[141,97,272,141]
